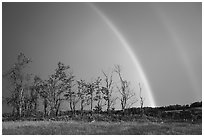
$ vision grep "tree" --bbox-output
[71,90,80,115]
[101,70,116,112]
[139,83,145,116]
[37,79,49,117]
[29,75,42,115]
[86,82,95,112]
[114,65,137,111]
[76,80,89,112]
[93,77,103,113]
[22,82,33,117]
[85,77,102,112]
[3,53,31,117]
[64,78,78,115]
[46,62,74,116]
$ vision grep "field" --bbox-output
[2,120,202,135]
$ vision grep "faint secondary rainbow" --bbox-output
[89,3,156,107]
[154,7,201,98]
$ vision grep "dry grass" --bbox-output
[2,120,202,135]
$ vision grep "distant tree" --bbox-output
[77,80,89,112]
[3,53,31,117]
[21,81,34,117]
[37,79,49,117]
[71,90,80,115]
[93,77,103,113]
[114,65,136,112]
[138,83,145,116]
[84,77,102,113]
[64,78,78,115]
[29,75,42,115]
[46,62,74,116]
[64,81,73,111]
[101,70,117,112]
[86,82,94,112]
[190,101,202,108]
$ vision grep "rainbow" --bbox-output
[154,7,200,98]
[89,3,156,107]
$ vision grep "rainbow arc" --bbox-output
[89,3,156,107]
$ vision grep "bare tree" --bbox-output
[101,70,116,112]
[114,65,137,111]
[139,83,145,116]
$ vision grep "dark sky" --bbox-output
[2,2,202,112]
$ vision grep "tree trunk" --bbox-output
[90,92,93,112]
[70,100,73,111]
[19,88,24,118]
[44,99,47,117]
[56,100,61,116]
[12,107,15,116]
[34,101,37,113]
[107,98,110,112]
[73,102,76,115]
[80,100,84,111]
[55,106,59,117]
[97,100,101,114]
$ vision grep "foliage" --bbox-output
[190,102,202,108]
[76,80,89,111]
[3,53,32,117]
[45,62,74,116]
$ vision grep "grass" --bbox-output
[2,120,202,135]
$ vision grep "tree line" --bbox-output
[3,53,143,118]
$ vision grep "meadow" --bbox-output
[2,120,202,135]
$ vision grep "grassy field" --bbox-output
[2,120,202,135]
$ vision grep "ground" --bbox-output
[2,120,202,135]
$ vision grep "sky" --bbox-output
[2,2,202,112]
